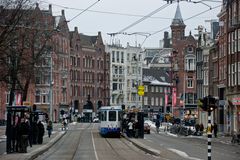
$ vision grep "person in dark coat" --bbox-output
[37,121,45,144]
[18,118,30,153]
[32,121,39,144]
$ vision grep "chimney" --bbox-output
[61,10,65,16]
[74,27,78,32]
[49,4,52,15]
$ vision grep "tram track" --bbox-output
[34,123,92,160]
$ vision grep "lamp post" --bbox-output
[49,54,53,122]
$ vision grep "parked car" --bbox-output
[93,117,99,123]
[144,123,150,134]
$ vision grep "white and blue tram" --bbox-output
[99,106,122,137]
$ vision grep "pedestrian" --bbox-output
[37,120,45,144]
[47,121,53,138]
[18,118,30,153]
[195,123,200,135]
[213,123,218,138]
[127,120,133,138]
[155,119,160,133]
[134,120,139,138]
[199,123,204,135]
[32,120,39,144]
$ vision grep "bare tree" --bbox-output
[0,0,55,106]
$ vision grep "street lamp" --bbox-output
[49,54,53,122]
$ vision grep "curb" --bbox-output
[27,131,66,160]
[121,134,160,156]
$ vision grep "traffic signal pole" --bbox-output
[207,110,212,160]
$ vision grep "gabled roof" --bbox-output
[143,68,171,85]
[79,34,98,47]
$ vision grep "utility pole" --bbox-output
[49,54,53,122]
[198,95,217,160]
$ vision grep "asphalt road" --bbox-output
[143,130,240,160]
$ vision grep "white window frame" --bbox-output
[151,97,154,105]
[155,97,159,106]
[187,77,193,88]
[238,62,240,85]
[144,85,148,92]
[238,29,240,52]
[144,97,148,105]
[160,97,163,106]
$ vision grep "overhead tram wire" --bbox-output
[117,3,171,35]
[68,0,100,22]
[136,3,221,46]
[149,4,221,38]
[40,0,172,20]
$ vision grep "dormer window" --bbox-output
[187,47,193,53]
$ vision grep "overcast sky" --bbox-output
[39,0,222,48]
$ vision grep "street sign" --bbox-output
[138,85,144,96]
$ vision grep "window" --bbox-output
[160,97,163,106]
[112,51,115,62]
[121,52,124,63]
[228,34,231,55]
[185,57,195,71]
[101,111,107,121]
[238,62,240,85]
[116,51,119,62]
[35,76,41,84]
[238,29,240,52]
[109,111,116,121]
[151,97,154,105]
[160,87,163,93]
[155,97,159,106]
[127,53,130,61]
[151,86,154,92]
[5,92,10,104]
[144,85,148,92]
[232,63,236,86]
[112,83,117,91]
[35,90,40,103]
[228,64,231,87]
[144,97,148,105]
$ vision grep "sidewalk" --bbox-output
[0,125,66,160]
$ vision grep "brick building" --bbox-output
[171,3,197,119]
[70,28,110,121]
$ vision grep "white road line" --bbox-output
[168,148,203,160]
[91,124,99,160]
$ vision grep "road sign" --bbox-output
[138,85,144,96]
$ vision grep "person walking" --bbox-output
[47,121,53,138]
[37,121,45,144]
[127,120,133,138]
[155,119,160,133]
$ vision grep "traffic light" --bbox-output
[198,96,217,112]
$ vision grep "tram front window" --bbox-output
[101,111,107,121]
[109,111,116,121]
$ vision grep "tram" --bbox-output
[99,106,122,137]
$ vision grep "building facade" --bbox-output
[170,4,197,119]
[106,43,143,109]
